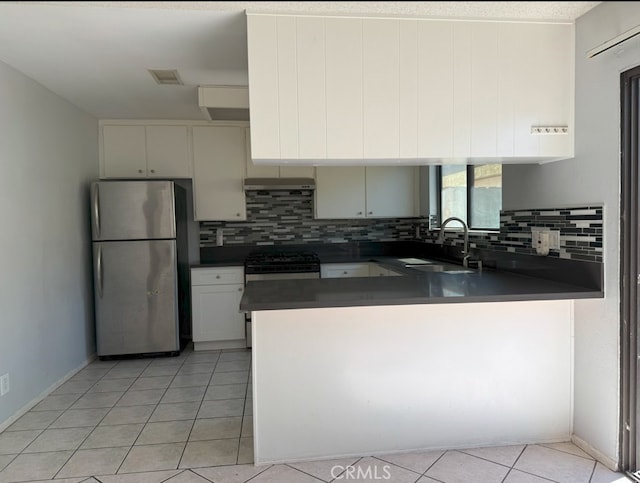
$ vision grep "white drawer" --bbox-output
[191,266,244,286]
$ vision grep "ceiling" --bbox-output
[0,1,601,120]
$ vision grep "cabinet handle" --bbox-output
[216,275,221,279]
[343,271,348,275]
[150,169,155,174]
[238,287,243,292]
[138,169,143,174]
[357,211,363,215]
[236,213,241,217]
[368,211,373,215]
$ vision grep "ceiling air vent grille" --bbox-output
[148,69,183,85]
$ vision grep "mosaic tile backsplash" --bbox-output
[200,190,421,246]
[420,206,603,262]
[200,190,603,262]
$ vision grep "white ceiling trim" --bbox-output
[24,1,601,21]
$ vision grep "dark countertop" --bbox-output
[240,255,603,311]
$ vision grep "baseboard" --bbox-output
[194,340,246,351]
[571,434,618,471]
[0,353,96,433]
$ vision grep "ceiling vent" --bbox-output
[198,86,250,121]
[148,69,183,85]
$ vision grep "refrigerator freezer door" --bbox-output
[94,239,179,356]
[91,181,176,241]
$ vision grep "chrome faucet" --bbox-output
[437,217,471,268]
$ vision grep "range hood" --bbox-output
[198,86,249,121]
[243,178,316,191]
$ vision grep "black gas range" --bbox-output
[244,250,321,278]
[243,250,321,349]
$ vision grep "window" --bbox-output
[439,164,502,230]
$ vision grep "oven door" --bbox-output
[245,272,320,282]
[244,271,320,348]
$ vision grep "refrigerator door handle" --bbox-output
[97,245,103,297]
[93,183,101,239]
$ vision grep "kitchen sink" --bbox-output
[406,264,446,272]
[397,258,434,265]
[405,264,475,274]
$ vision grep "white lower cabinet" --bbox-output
[191,267,246,350]
[321,262,402,278]
[369,263,402,277]
[321,263,370,278]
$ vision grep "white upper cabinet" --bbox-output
[365,167,418,218]
[246,15,280,159]
[192,126,247,221]
[296,16,327,159]
[246,14,574,164]
[315,166,417,219]
[245,128,315,178]
[417,20,454,159]
[145,126,190,178]
[363,19,400,159]
[101,123,190,179]
[325,17,363,159]
[102,125,146,178]
[315,167,366,219]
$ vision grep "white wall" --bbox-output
[502,1,640,466]
[0,60,98,427]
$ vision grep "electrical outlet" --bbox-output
[0,373,9,396]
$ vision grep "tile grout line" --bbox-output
[538,442,597,462]
[48,357,142,480]
[112,353,189,476]
[176,350,221,471]
[416,449,448,482]
[52,357,157,479]
[370,454,426,478]
[327,456,364,483]
[235,358,252,465]
[587,458,598,483]
[508,445,561,483]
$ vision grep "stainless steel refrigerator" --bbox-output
[91,180,190,358]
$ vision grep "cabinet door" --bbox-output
[297,16,326,159]
[363,19,399,158]
[245,128,279,177]
[102,125,146,178]
[417,20,454,158]
[315,167,366,219]
[277,16,299,158]
[325,17,363,158]
[399,20,419,158]
[506,23,540,157]
[146,126,190,178]
[365,167,417,218]
[192,284,245,342]
[247,15,280,160]
[321,264,370,278]
[192,126,247,221]
[470,23,499,157]
[368,264,389,277]
[536,23,573,158]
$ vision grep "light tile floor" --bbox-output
[0,347,633,483]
